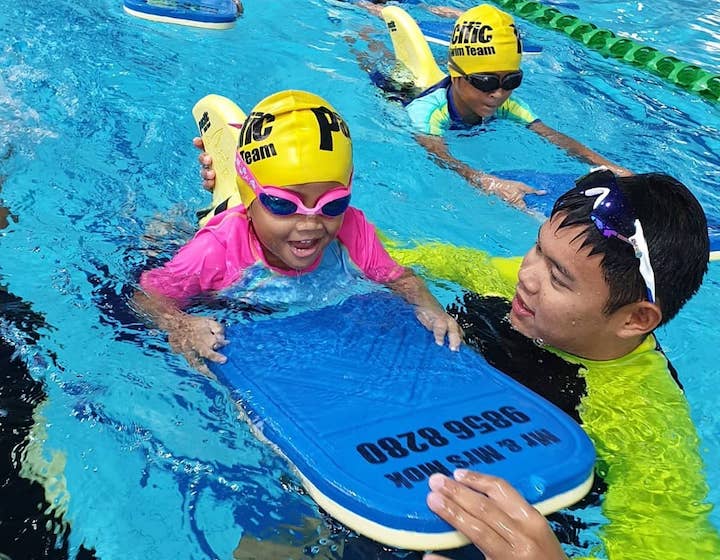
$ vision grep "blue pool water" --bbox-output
[1,0,719,558]
[545,0,720,72]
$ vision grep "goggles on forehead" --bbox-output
[577,169,656,303]
[448,58,523,93]
[235,153,352,218]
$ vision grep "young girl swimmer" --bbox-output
[135,90,462,372]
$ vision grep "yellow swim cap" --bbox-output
[235,90,353,207]
[448,4,522,76]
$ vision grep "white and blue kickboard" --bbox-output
[210,292,596,551]
[123,0,238,29]
[419,20,543,54]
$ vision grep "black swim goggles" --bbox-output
[577,169,656,303]
[448,58,523,92]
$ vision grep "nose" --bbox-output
[517,255,541,294]
[295,214,324,231]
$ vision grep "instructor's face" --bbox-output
[509,215,619,359]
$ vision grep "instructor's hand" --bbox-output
[193,137,216,192]
[424,470,568,560]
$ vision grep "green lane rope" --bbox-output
[491,0,720,103]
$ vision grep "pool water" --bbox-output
[544,0,720,72]
[1,0,719,558]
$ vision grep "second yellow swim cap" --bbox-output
[448,4,522,76]
[235,90,353,207]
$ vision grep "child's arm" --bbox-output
[424,5,463,19]
[133,239,230,375]
[415,134,543,209]
[133,290,228,375]
[528,121,632,176]
[386,268,463,351]
[337,208,463,351]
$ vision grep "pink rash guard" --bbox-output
[139,206,406,302]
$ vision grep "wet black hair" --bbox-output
[550,173,709,326]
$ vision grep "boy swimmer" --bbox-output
[135,90,461,373]
[390,170,719,559]
[354,3,631,208]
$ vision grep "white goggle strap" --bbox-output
[629,218,657,304]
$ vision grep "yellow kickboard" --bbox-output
[381,6,446,90]
[191,94,247,226]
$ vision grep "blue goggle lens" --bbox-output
[259,194,298,216]
[319,195,351,217]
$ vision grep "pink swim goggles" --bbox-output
[235,153,352,217]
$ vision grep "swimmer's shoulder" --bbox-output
[406,79,451,135]
[498,95,539,125]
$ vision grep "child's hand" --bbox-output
[424,471,569,560]
[193,137,216,192]
[414,307,463,351]
[167,314,228,375]
[473,175,546,210]
[387,270,463,351]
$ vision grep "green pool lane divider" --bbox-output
[492,0,720,102]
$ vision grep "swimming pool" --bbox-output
[1,0,719,558]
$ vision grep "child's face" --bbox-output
[509,214,624,358]
[453,74,515,118]
[248,181,346,271]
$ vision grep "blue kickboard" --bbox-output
[500,170,575,216]
[210,292,595,539]
[419,20,543,54]
[123,0,237,24]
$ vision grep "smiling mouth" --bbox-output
[288,238,320,258]
[511,292,534,317]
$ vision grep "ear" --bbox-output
[616,301,662,339]
[246,201,256,221]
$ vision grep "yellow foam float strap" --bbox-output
[381,6,446,90]
[394,238,720,558]
[191,94,247,226]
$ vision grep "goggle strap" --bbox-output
[629,219,657,303]
[583,182,657,304]
[448,58,465,77]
